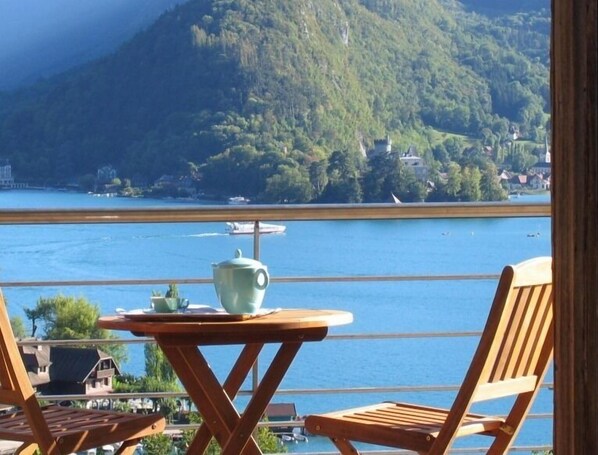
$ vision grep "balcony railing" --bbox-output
[1,201,552,454]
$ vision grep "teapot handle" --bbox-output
[254,268,269,290]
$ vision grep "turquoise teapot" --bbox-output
[212,249,270,314]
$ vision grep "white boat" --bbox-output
[225,222,286,235]
[292,430,308,442]
[228,196,250,205]
[280,434,295,443]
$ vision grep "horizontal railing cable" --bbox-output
[31,383,554,403]
[16,331,484,347]
[0,273,501,288]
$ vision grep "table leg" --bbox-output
[222,342,302,455]
[190,343,263,454]
[161,344,263,454]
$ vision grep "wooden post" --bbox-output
[552,0,598,452]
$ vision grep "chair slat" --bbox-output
[520,284,553,375]
[473,375,538,402]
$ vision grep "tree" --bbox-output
[256,425,285,453]
[23,300,54,338]
[10,316,27,338]
[144,343,177,384]
[262,165,313,203]
[201,145,261,195]
[178,412,220,454]
[112,343,181,420]
[362,153,395,202]
[24,295,127,364]
[178,412,286,454]
[480,162,508,201]
[445,162,462,200]
[321,175,363,203]
[308,160,329,199]
[460,166,482,201]
[431,143,450,164]
[509,142,536,172]
[141,433,173,455]
[320,150,363,203]
[391,164,427,203]
[444,137,465,162]
[114,359,181,421]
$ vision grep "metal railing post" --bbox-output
[252,220,261,394]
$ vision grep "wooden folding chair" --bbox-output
[305,256,554,454]
[0,289,166,455]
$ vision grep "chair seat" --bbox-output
[306,402,505,453]
[0,405,165,453]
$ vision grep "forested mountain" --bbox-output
[0,0,550,202]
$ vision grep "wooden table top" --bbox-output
[98,308,353,345]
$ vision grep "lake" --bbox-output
[0,189,552,453]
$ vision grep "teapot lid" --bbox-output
[214,249,264,269]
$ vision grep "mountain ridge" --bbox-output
[0,0,549,202]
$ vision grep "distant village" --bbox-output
[366,136,551,194]
[0,137,551,198]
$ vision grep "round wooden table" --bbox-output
[98,309,352,454]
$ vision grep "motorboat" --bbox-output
[228,196,250,204]
[225,222,286,235]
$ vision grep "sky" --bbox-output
[0,0,184,90]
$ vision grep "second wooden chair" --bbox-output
[306,256,554,454]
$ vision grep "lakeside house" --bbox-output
[19,344,120,397]
[264,402,299,434]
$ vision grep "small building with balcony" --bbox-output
[21,346,120,396]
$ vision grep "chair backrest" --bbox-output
[431,256,554,452]
[0,289,58,448]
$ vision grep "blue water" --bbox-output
[0,190,552,453]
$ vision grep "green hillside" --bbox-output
[0,0,549,202]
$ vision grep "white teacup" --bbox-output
[151,296,189,313]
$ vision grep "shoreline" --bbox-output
[2,186,551,206]
[0,186,225,206]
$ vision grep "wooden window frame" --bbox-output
[552,0,598,452]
